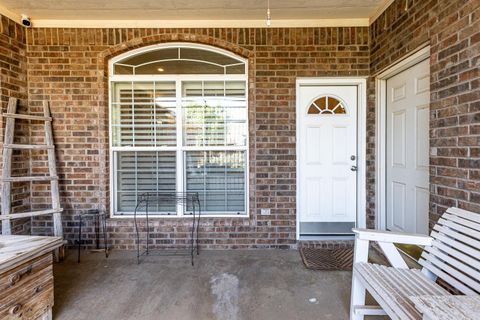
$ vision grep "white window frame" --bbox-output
[108,43,249,218]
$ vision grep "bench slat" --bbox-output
[442,213,480,234]
[432,225,480,250]
[447,207,480,224]
[429,231,480,259]
[355,263,418,320]
[425,241,480,271]
[420,254,479,295]
[438,217,480,241]
[422,249,480,289]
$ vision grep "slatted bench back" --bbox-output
[419,207,480,295]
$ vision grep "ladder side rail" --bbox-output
[1,98,18,235]
[43,101,63,238]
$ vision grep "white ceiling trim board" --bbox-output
[28,18,370,28]
[369,0,395,24]
[0,3,20,24]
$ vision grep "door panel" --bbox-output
[386,59,430,234]
[298,85,357,227]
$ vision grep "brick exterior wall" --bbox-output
[24,27,369,248]
[370,0,480,229]
[0,0,478,248]
[0,15,30,234]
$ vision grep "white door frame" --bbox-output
[296,77,367,240]
[375,45,430,230]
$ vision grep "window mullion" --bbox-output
[153,81,157,147]
[131,82,135,147]
[223,81,228,212]
[176,79,184,217]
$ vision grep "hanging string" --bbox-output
[267,0,271,27]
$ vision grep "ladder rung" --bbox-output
[0,208,63,220]
[2,113,52,121]
[4,144,54,150]
[1,176,58,182]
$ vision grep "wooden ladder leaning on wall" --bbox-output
[0,97,63,240]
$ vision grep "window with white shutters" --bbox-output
[110,43,248,216]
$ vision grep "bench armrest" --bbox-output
[352,228,433,246]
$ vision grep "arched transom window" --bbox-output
[109,43,248,217]
[307,95,347,115]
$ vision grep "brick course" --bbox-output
[0,0,478,248]
[25,27,369,248]
[370,0,480,229]
[0,15,30,234]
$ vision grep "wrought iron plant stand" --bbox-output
[134,192,201,265]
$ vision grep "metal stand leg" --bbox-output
[95,213,99,249]
[146,200,149,255]
[77,215,82,263]
[134,202,140,264]
[191,201,196,266]
[102,213,109,258]
[196,197,201,255]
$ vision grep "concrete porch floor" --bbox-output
[53,249,375,320]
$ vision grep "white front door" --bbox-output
[386,59,430,234]
[297,85,358,234]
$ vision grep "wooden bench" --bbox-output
[349,207,480,320]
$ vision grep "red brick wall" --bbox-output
[3,0,476,246]
[25,27,370,248]
[0,15,30,234]
[370,0,480,228]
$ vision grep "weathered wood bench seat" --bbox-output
[350,207,480,320]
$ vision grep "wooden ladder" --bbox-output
[1,97,63,237]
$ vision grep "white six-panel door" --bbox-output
[298,85,358,224]
[386,59,430,234]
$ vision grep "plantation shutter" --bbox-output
[116,151,176,213]
[111,78,247,215]
[112,82,177,147]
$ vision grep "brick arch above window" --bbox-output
[98,33,253,68]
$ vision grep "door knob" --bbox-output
[350,166,358,172]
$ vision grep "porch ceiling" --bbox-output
[0,0,392,27]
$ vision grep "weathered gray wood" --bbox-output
[43,101,62,238]
[351,207,480,320]
[2,113,52,121]
[410,295,480,320]
[39,307,53,320]
[0,239,59,320]
[1,176,58,182]
[1,98,17,235]
[4,144,54,150]
[354,263,451,320]
[0,235,63,274]
[0,209,63,220]
[1,99,63,240]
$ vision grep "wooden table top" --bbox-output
[410,295,480,320]
[0,235,63,273]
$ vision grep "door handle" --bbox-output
[350,166,358,172]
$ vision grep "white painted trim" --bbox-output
[375,46,430,230]
[24,18,369,28]
[0,4,21,24]
[108,43,249,218]
[295,77,368,240]
[368,0,395,25]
